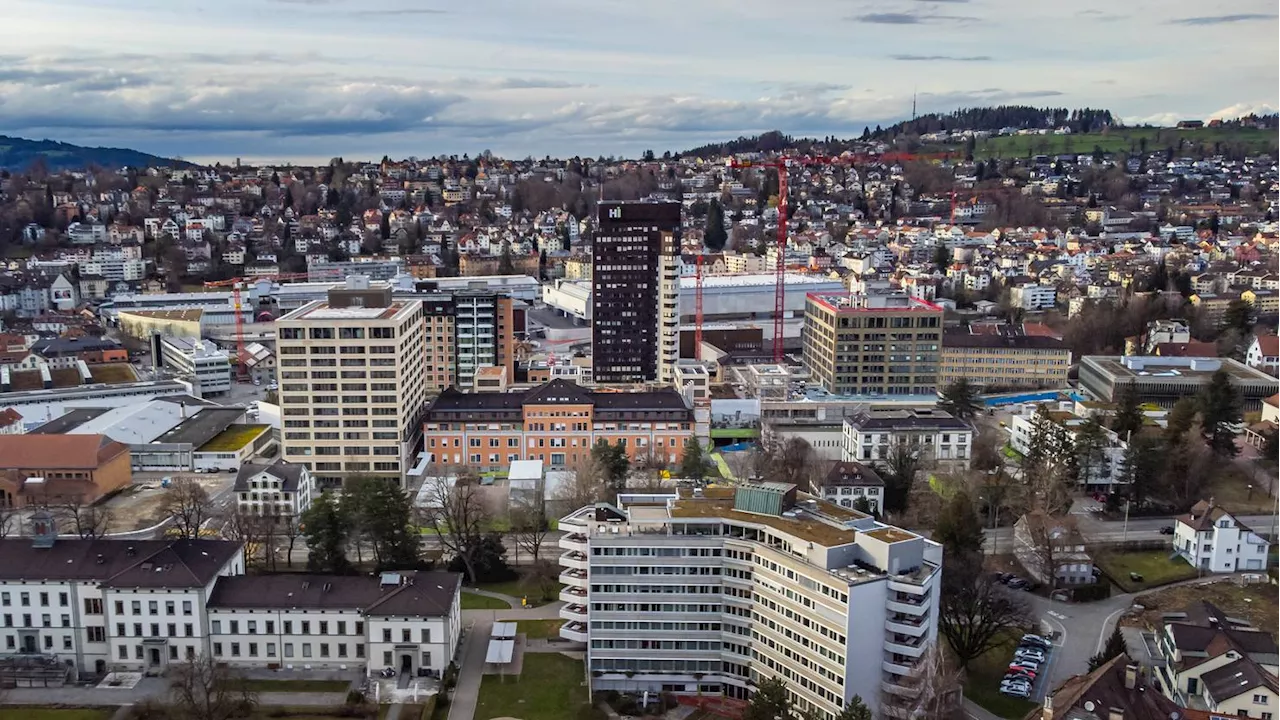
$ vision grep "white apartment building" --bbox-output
[159,336,232,398]
[1010,283,1057,311]
[841,409,972,470]
[558,483,943,720]
[1008,406,1126,491]
[1173,500,1270,573]
[206,571,461,677]
[276,278,427,489]
[0,533,460,680]
[234,460,314,517]
[0,533,245,678]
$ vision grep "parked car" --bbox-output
[1001,685,1031,698]
[1006,578,1028,590]
[1014,649,1047,663]
[1005,669,1036,681]
[1160,526,1175,535]
[1021,581,1041,592]
[1009,660,1040,673]
[1001,677,1033,691]
[1020,634,1051,649]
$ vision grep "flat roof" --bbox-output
[1,363,137,394]
[680,272,842,289]
[154,409,248,447]
[807,291,943,313]
[281,299,414,322]
[1085,355,1276,383]
[669,494,858,547]
[198,423,269,452]
[117,309,205,322]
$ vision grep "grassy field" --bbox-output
[0,710,115,720]
[1126,580,1279,630]
[940,127,1278,159]
[518,619,564,639]
[240,678,351,693]
[962,633,1040,719]
[1095,551,1198,593]
[254,707,376,720]
[474,653,592,720]
[476,576,561,607]
[1205,470,1278,514]
[461,590,512,610]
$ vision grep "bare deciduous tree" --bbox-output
[938,555,1032,669]
[554,455,610,511]
[890,644,963,720]
[510,491,549,566]
[168,652,258,720]
[161,479,211,540]
[279,513,304,569]
[57,499,113,539]
[221,510,270,569]
[417,471,490,584]
[0,503,16,538]
[1016,511,1082,590]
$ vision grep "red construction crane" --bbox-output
[204,272,309,379]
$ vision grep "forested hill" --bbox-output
[0,135,196,172]
[871,106,1117,138]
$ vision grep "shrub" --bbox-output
[346,690,366,705]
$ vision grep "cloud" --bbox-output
[852,11,976,24]
[1168,13,1276,25]
[357,8,447,15]
[1209,101,1277,119]
[891,54,992,62]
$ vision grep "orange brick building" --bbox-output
[0,434,131,507]
[422,379,694,472]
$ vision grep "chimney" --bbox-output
[1124,664,1138,690]
[1108,708,1124,720]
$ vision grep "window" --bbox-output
[337,621,346,635]
[182,601,192,615]
[248,621,257,635]
[131,601,141,615]
[133,623,142,636]
[41,614,50,627]
[213,643,223,656]
[185,623,193,637]
[356,644,365,658]
[119,646,128,659]
[383,651,393,666]
[338,644,348,658]
[20,593,29,607]
[85,598,103,614]
[230,621,239,634]
[58,593,68,607]
[284,621,293,634]
[116,623,125,636]
[115,601,124,615]
[43,635,52,649]
[1,614,7,627]
[284,643,294,658]
[267,643,277,657]
[302,643,312,658]
[383,629,392,642]
[266,621,275,634]
[88,627,106,643]
[38,592,48,606]
[231,643,241,657]
[402,629,411,643]
[150,623,159,636]
[421,629,431,643]
[249,642,258,656]
[1255,695,1269,705]
[148,601,158,614]
[319,621,328,635]
[169,646,178,660]
[63,636,72,650]
[165,601,174,615]
[0,593,8,606]
[167,623,176,637]
[212,621,222,634]
[62,614,70,627]
[355,622,364,635]
[320,643,330,658]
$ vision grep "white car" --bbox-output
[1015,649,1047,663]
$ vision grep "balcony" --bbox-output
[885,618,928,637]
[886,599,928,617]
[883,659,914,676]
[880,680,921,698]
[559,533,588,551]
[560,568,589,589]
[887,578,929,596]
[559,604,588,621]
[560,586,588,604]
[560,621,589,643]
[560,551,589,571]
[884,638,926,658]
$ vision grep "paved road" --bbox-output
[978,512,1279,555]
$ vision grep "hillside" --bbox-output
[0,135,196,172]
[934,126,1279,160]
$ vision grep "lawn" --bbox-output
[474,653,591,720]
[518,619,564,639]
[240,678,351,693]
[461,590,512,610]
[0,710,114,720]
[253,707,376,720]
[962,633,1040,719]
[476,576,561,607]
[1095,550,1198,593]
[1205,471,1278,514]
[1126,579,1279,631]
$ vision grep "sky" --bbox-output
[0,0,1276,164]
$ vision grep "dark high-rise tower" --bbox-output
[592,201,681,384]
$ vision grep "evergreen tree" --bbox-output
[940,378,979,422]
[591,439,631,489]
[301,492,353,574]
[679,437,710,480]
[1199,369,1241,458]
[1110,381,1143,441]
[934,491,986,561]
[835,696,872,720]
[705,199,728,251]
[744,677,791,720]
[498,241,515,275]
[348,477,421,570]
[1119,434,1163,507]
[933,244,951,272]
[1164,397,1198,444]
[1088,626,1128,670]
[1073,417,1108,488]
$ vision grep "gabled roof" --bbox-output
[207,571,459,617]
[1040,653,1182,720]
[0,434,128,470]
[0,538,241,588]
[234,460,307,493]
[1201,656,1279,704]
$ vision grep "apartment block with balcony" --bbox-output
[422,378,693,472]
[801,292,943,398]
[557,482,943,720]
[276,278,427,488]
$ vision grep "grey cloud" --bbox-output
[852,11,977,24]
[486,78,587,90]
[356,8,447,15]
[1168,13,1276,25]
[891,54,992,61]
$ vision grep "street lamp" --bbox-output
[1247,483,1253,501]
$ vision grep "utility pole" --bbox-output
[1122,498,1130,544]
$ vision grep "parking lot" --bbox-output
[100,472,238,533]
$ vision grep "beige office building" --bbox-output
[940,326,1071,391]
[801,292,943,397]
[276,279,427,489]
[559,483,942,720]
